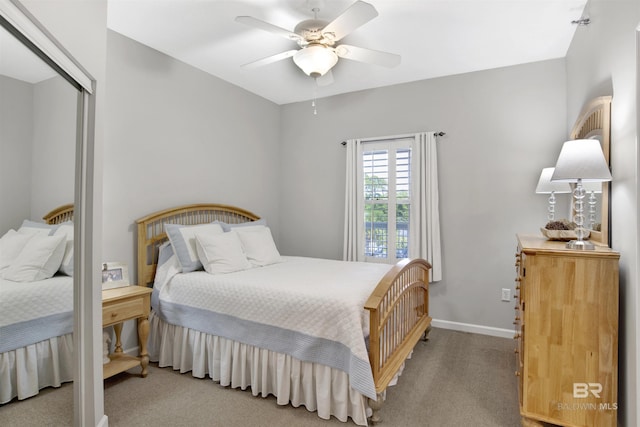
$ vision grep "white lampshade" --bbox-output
[293,44,338,77]
[535,167,572,194]
[551,139,612,183]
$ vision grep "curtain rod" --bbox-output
[340,131,446,145]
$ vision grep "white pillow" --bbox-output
[195,231,251,275]
[0,229,35,273]
[220,219,267,232]
[165,222,225,273]
[53,223,74,276]
[18,219,58,236]
[3,234,66,282]
[235,226,282,267]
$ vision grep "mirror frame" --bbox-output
[569,95,612,246]
[0,1,101,425]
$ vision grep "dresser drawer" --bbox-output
[103,297,146,326]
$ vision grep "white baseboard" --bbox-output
[122,346,139,356]
[97,415,109,427]
[431,318,514,339]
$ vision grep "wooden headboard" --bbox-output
[135,203,261,287]
[43,203,74,225]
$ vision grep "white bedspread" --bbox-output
[153,256,392,400]
[0,276,73,353]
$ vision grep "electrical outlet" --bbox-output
[501,288,511,301]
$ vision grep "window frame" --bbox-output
[362,138,412,264]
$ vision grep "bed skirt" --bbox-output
[0,333,74,404]
[148,311,374,425]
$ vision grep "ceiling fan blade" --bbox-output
[321,1,378,42]
[240,50,298,69]
[335,44,401,68]
[235,16,302,42]
[315,70,334,87]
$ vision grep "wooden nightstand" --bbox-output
[102,285,153,379]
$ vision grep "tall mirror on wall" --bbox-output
[569,96,612,247]
[0,2,97,424]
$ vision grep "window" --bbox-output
[362,139,412,263]
[344,132,441,279]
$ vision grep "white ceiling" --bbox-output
[0,25,58,83]
[3,1,588,104]
[107,0,588,105]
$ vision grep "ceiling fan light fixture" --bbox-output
[293,44,338,78]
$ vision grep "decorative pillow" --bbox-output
[2,234,66,282]
[220,218,267,232]
[235,226,282,267]
[165,222,224,272]
[18,219,59,236]
[157,240,175,268]
[53,223,74,276]
[195,231,251,274]
[0,229,35,273]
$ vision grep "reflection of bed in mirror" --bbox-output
[1,2,98,423]
[569,96,612,246]
[0,204,74,404]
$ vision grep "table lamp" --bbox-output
[535,167,571,221]
[551,139,612,249]
[582,181,603,231]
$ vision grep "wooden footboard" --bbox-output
[365,258,432,394]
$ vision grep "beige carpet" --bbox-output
[0,328,521,426]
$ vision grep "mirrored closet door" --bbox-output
[1,1,99,425]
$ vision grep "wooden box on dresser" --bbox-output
[514,234,619,427]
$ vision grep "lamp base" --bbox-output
[565,240,595,250]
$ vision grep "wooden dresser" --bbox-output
[514,234,619,427]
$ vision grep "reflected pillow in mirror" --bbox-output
[18,219,59,236]
[53,223,74,276]
[0,229,35,273]
[3,234,66,282]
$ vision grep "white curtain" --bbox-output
[343,139,364,261]
[409,132,442,281]
[343,133,442,281]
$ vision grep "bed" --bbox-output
[0,204,75,404]
[138,203,431,425]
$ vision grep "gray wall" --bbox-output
[103,30,282,351]
[0,74,76,232]
[0,75,32,232]
[279,59,568,332]
[104,30,281,269]
[566,2,639,426]
[103,30,569,358]
[30,76,77,219]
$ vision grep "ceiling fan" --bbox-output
[235,1,400,83]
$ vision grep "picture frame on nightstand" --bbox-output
[101,262,129,290]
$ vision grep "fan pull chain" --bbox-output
[312,79,318,115]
